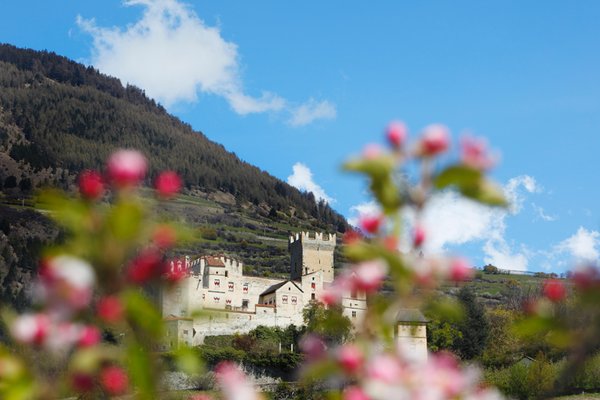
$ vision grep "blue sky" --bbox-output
[1,0,599,273]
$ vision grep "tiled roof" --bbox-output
[203,256,225,267]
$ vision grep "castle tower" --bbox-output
[289,232,336,283]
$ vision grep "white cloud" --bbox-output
[288,99,337,127]
[532,203,557,222]
[504,175,541,213]
[417,191,504,253]
[347,201,380,227]
[483,240,530,271]
[77,0,334,125]
[287,163,333,204]
[397,175,541,270]
[555,227,600,262]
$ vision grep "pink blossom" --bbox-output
[344,386,371,400]
[127,248,166,283]
[78,325,101,348]
[78,170,104,200]
[337,344,364,374]
[449,258,473,282]
[543,279,567,302]
[100,366,129,395]
[366,354,403,384]
[572,265,600,291]
[419,124,450,157]
[45,322,82,353]
[460,135,495,170]
[343,229,362,245]
[363,143,384,159]
[359,214,383,234]
[386,121,407,149]
[10,313,50,345]
[154,171,182,198]
[106,149,147,188]
[352,260,388,293]
[36,255,95,311]
[215,362,259,400]
[97,296,124,324]
[299,334,327,361]
[413,225,426,248]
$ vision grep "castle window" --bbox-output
[183,330,188,335]
[311,293,316,300]
[228,282,234,291]
[242,299,249,309]
[282,295,288,304]
[291,296,297,304]
[225,271,228,277]
[352,311,357,318]
[214,279,220,287]
[243,283,249,293]
[311,282,316,290]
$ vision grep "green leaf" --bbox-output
[343,156,395,179]
[123,290,163,338]
[434,165,482,189]
[106,200,144,241]
[434,165,508,207]
[173,346,204,376]
[126,343,156,400]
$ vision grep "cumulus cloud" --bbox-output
[555,227,600,262]
[288,99,337,127]
[77,0,334,124]
[287,163,333,204]
[348,174,540,270]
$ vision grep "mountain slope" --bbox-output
[0,43,347,231]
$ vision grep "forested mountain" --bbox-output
[0,43,348,308]
[0,43,346,228]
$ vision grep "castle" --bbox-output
[159,232,368,350]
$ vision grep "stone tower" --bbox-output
[289,232,336,283]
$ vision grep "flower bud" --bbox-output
[418,124,449,157]
[449,258,473,282]
[78,325,101,348]
[359,214,383,234]
[154,171,182,199]
[106,149,147,188]
[97,296,124,324]
[100,366,128,395]
[10,313,49,346]
[78,170,104,200]
[413,225,426,248]
[460,135,495,170]
[343,386,370,400]
[127,248,165,283]
[386,121,407,149]
[543,279,566,302]
[337,344,364,374]
[352,260,388,293]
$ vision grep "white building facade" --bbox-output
[159,232,368,349]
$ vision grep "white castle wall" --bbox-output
[159,232,376,350]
